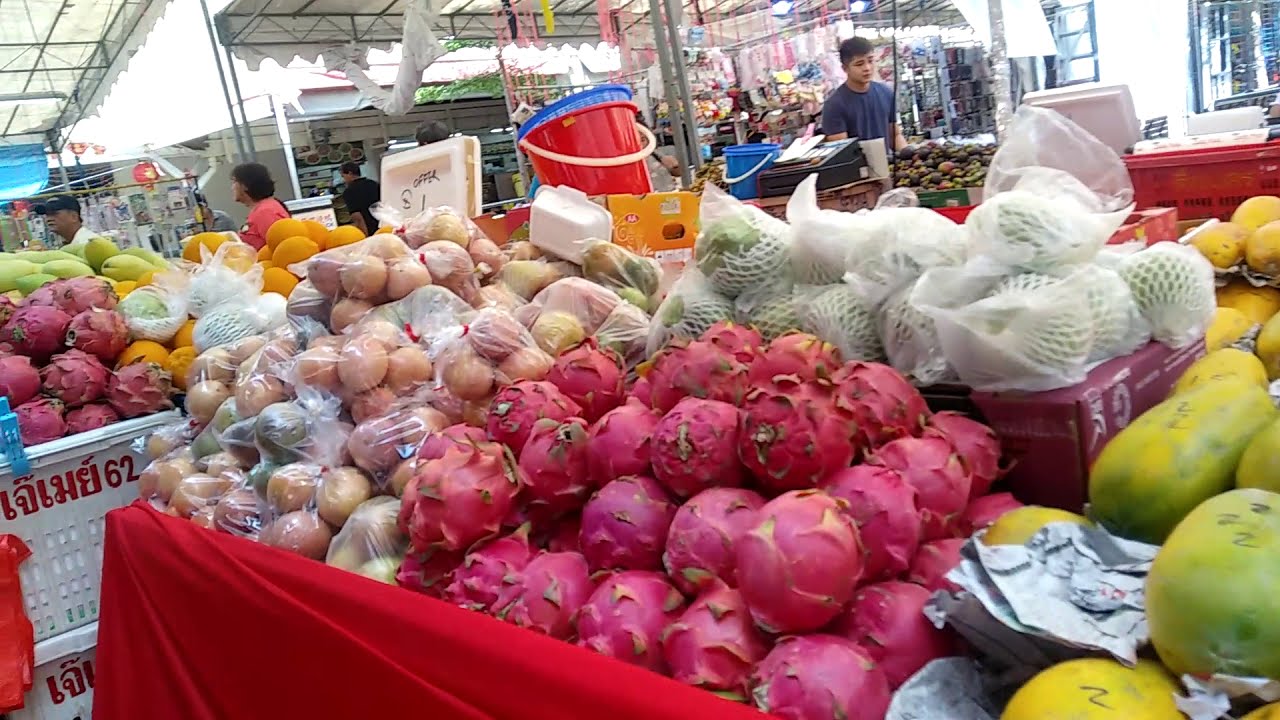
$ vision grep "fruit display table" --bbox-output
[92,503,765,720]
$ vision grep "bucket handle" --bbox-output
[519,123,657,167]
[722,151,777,185]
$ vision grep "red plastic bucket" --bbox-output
[519,101,655,196]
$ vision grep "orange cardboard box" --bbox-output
[606,192,700,266]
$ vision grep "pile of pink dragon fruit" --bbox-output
[397,320,1024,720]
[0,278,174,448]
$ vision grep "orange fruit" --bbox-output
[258,260,274,270]
[327,224,366,249]
[271,236,320,272]
[257,244,273,261]
[171,319,196,349]
[303,220,330,248]
[114,280,137,298]
[265,218,309,252]
[182,232,228,263]
[219,242,258,273]
[136,270,156,287]
[261,266,300,298]
[117,340,170,368]
[376,226,395,234]
[166,346,197,391]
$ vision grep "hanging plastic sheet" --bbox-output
[0,144,49,202]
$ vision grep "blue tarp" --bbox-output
[0,143,49,201]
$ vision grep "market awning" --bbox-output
[0,0,171,139]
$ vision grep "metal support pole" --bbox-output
[273,97,303,200]
[647,0,694,187]
[55,151,71,189]
[662,0,702,173]
[986,0,1013,140]
[224,44,258,157]
[496,48,531,195]
[198,0,248,162]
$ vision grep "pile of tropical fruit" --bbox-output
[0,237,168,299]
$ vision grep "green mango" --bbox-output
[83,237,120,272]
[0,260,40,292]
[42,259,96,279]
[101,255,156,282]
[120,247,169,269]
[16,273,57,295]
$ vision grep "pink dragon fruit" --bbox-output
[65,403,121,434]
[663,487,765,595]
[41,349,110,407]
[442,524,534,612]
[831,581,958,689]
[926,411,1006,499]
[396,545,465,597]
[0,295,14,327]
[406,443,524,551]
[908,538,964,594]
[54,277,119,315]
[749,635,892,720]
[868,436,971,541]
[747,332,842,389]
[577,571,686,673]
[735,489,864,634]
[486,380,582,455]
[585,399,660,486]
[821,465,922,581]
[15,397,67,446]
[650,398,743,499]
[18,280,64,309]
[579,475,677,572]
[737,385,861,493]
[502,551,594,639]
[3,305,73,361]
[541,514,582,553]
[64,309,128,364]
[644,339,750,413]
[105,362,174,418]
[417,423,488,460]
[701,320,764,365]
[545,339,626,422]
[957,492,1024,537]
[518,417,591,516]
[662,582,770,692]
[629,375,652,407]
[0,355,41,406]
[835,361,930,447]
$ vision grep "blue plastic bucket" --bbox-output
[722,144,780,200]
[517,85,634,142]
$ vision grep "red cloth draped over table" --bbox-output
[94,503,765,720]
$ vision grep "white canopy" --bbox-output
[0,0,170,139]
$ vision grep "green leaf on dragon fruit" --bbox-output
[629,630,648,657]
[663,589,683,612]
[543,578,562,608]
[705,601,728,620]
[480,489,493,504]
[676,424,693,461]
[681,567,714,588]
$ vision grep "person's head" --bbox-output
[37,195,82,240]
[339,162,362,185]
[230,162,275,205]
[839,37,876,87]
[415,120,450,146]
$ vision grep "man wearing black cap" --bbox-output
[36,195,95,250]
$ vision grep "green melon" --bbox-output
[1146,488,1280,678]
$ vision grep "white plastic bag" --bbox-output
[188,243,265,318]
[843,206,968,307]
[117,270,190,343]
[787,175,872,285]
[1117,243,1216,349]
[695,184,792,299]
[646,267,736,355]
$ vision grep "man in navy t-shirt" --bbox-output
[821,36,907,152]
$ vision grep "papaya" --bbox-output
[982,506,1092,546]
[1146,488,1280,679]
[1243,704,1280,720]
[1171,347,1268,395]
[1256,310,1280,379]
[1236,417,1280,492]
[1088,377,1276,544]
[1205,306,1253,351]
[1000,658,1183,720]
[1217,280,1280,325]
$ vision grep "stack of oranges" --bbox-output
[255,219,367,296]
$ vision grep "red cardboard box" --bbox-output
[968,340,1206,513]
[1108,206,1178,246]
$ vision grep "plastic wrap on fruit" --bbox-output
[329,317,438,423]
[360,284,474,349]
[417,240,481,306]
[436,307,554,392]
[579,239,662,313]
[370,203,485,251]
[494,259,567,300]
[911,264,1103,392]
[188,242,265,318]
[116,271,190,343]
[138,417,200,461]
[694,184,792,300]
[474,282,525,312]
[1116,243,1213,349]
[514,277,622,356]
[286,280,331,327]
[646,267,735,355]
[874,187,922,209]
[877,281,953,384]
[346,405,450,484]
[232,331,298,418]
[842,205,968,308]
[258,503,335,560]
[291,234,419,331]
[250,382,347,469]
[140,447,240,522]
[192,294,289,354]
[325,496,407,583]
[594,301,650,367]
[796,283,886,363]
[788,175,876,286]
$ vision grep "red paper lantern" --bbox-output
[132,161,160,184]
[68,142,88,156]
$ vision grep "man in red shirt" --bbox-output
[231,162,289,250]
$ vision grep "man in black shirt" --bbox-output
[340,162,381,234]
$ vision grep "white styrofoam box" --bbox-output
[1,411,181,642]
[528,184,612,264]
[380,136,483,219]
[8,622,97,720]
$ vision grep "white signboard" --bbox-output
[380,136,482,218]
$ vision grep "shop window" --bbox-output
[1046,0,1100,87]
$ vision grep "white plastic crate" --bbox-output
[7,621,97,720]
[1,411,180,642]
